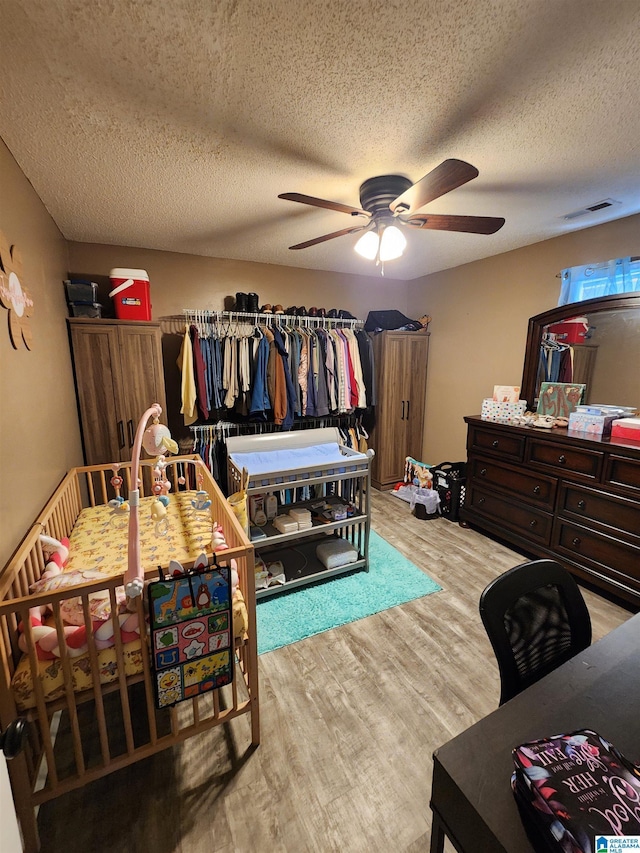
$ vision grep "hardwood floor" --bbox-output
[37,489,632,853]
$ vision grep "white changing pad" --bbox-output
[229,442,364,477]
[316,538,359,570]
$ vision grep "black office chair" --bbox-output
[479,559,592,705]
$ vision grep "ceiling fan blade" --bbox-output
[289,225,369,250]
[389,159,479,215]
[279,192,370,218]
[402,213,505,234]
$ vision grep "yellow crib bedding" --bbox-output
[66,491,215,575]
[12,639,143,711]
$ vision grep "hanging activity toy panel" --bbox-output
[148,556,234,708]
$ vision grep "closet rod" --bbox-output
[188,415,360,437]
[183,308,364,330]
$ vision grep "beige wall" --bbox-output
[0,140,82,567]
[67,242,408,320]
[407,213,640,465]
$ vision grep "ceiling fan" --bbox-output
[278,159,505,263]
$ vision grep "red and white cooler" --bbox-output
[547,316,589,344]
[109,268,152,321]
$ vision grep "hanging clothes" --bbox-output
[180,310,372,428]
[177,325,198,426]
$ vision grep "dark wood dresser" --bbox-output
[461,416,640,608]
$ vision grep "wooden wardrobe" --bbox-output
[68,318,167,465]
[369,330,430,490]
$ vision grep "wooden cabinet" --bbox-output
[462,416,640,607]
[370,331,430,490]
[68,319,167,465]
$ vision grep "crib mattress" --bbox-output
[66,491,215,575]
[11,639,143,712]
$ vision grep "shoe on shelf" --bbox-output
[261,303,273,314]
[297,306,307,316]
[308,307,318,317]
[247,292,260,313]
[338,309,356,320]
[326,308,338,318]
[235,292,248,312]
[317,307,326,318]
[274,304,284,314]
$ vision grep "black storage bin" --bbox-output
[431,461,467,522]
[69,302,102,318]
[64,279,98,304]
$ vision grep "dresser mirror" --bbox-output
[520,292,640,410]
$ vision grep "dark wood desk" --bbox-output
[430,613,640,853]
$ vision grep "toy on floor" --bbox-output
[404,456,433,488]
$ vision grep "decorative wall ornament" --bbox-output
[0,230,34,349]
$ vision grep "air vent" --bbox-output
[561,199,621,221]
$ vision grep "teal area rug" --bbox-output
[256,530,441,654]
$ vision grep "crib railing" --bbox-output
[0,456,257,853]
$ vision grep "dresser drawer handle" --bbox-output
[533,485,541,495]
[572,537,581,547]
[529,519,537,528]
[492,440,499,448]
[577,500,586,510]
[558,455,567,464]
[480,468,487,476]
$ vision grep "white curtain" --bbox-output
[558,256,640,305]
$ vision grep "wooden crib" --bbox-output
[0,455,258,853]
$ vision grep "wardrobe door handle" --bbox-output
[127,419,135,447]
[558,455,567,464]
[117,420,125,449]
[406,399,410,419]
[577,500,586,510]
[401,401,405,420]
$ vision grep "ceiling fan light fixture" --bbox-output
[379,224,406,261]
[354,230,379,260]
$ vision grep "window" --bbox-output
[559,256,640,306]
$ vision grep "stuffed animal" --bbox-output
[415,465,433,488]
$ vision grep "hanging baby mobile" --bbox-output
[143,415,179,537]
[0,230,34,350]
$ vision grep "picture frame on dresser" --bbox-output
[461,292,640,610]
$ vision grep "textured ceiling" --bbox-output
[1,0,639,281]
